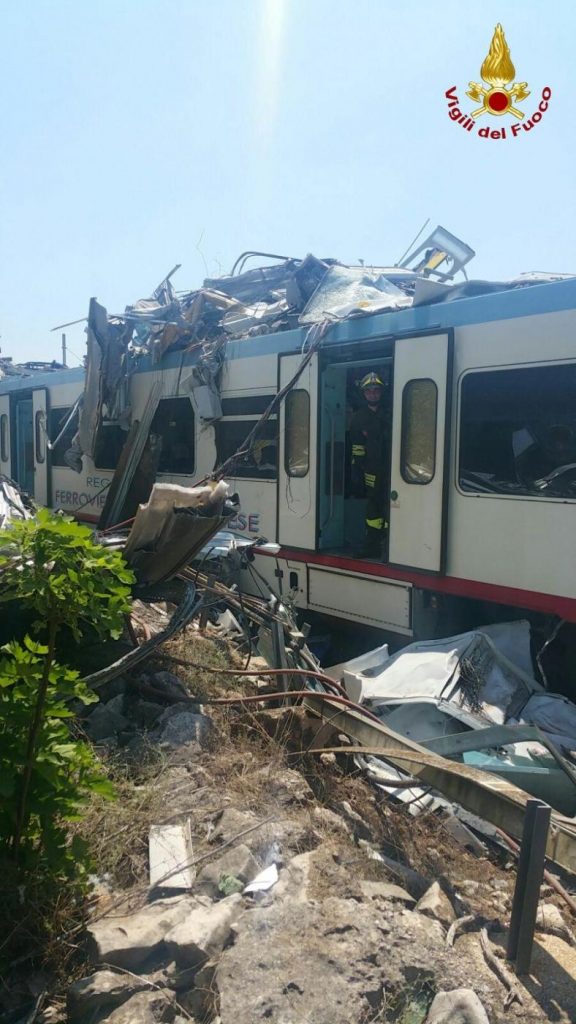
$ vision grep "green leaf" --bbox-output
[23,636,49,656]
[88,779,116,799]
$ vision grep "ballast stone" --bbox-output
[425,988,490,1024]
[158,711,212,749]
[85,697,130,741]
[101,990,175,1023]
[150,671,190,702]
[272,849,315,903]
[164,892,243,967]
[133,699,165,729]
[359,880,415,904]
[154,701,203,726]
[536,902,576,944]
[87,895,199,970]
[195,843,259,898]
[67,969,154,1021]
[415,882,456,930]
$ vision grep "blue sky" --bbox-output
[1,0,572,363]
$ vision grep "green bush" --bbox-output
[0,510,134,874]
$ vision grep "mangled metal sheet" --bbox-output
[72,228,576,468]
[338,621,539,710]
[300,265,413,324]
[0,475,35,531]
[79,298,132,460]
[303,691,576,875]
[329,621,576,818]
[123,480,235,584]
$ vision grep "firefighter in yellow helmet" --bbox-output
[350,371,390,557]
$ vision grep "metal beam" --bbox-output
[421,723,543,757]
[303,693,576,875]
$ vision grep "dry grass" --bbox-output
[155,626,247,701]
[75,746,173,892]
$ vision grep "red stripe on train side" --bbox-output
[254,547,576,622]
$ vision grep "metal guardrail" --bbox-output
[303,692,576,875]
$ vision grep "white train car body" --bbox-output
[3,276,576,640]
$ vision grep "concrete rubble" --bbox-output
[164,892,243,968]
[67,971,156,1022]
[60,646,576,1024]
[87,896,199,971]
[415,881,457,931]
[0,565,565,1024]
[425,988,490,1024]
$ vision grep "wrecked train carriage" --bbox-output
[0,363,85,509]
[3,239,576,660]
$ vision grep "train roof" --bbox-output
[0,365,84,394]
[4,225,576,393]
[132,270,576,375]
[74,223,574,378]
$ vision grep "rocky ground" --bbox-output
[3,621,576,1024]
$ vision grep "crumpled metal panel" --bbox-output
[123,481,231,584]
[0,475,35,530]
[300,265,413,324]
[304,693,576,875]
[78,299,106,458]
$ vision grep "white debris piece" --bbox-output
[243,863,279,895]
[149,821,195,891]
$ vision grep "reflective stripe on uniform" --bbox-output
[364,472,376,487]
[366,517,384,530]
[352,444,366,457]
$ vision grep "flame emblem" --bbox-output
[466,24,530,119]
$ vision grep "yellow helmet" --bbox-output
[359,371,384,390]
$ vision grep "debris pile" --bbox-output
[59,612,576,1024]
[1,550,576,1023]
[74,225,576,473]
[2,480,576,1022]
[0,357,67,380]
[82,233,457,435]
[330,621,576,820]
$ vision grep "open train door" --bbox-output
[0,394,11,479]
[32,388,49,505]
[388,331,452,573]
[277,352,318,549]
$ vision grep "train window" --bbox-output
[401,379,437,484]
[0,414,8,462]
[285,390,310,478]
[150,397,195,475]
[459,364,576,498]
[49,407,77,468]
[94,425,127,470]
[221,395,274,416]
[35,410,46,464]
[215,417,278,479]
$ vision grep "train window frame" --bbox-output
[49,406,77,468]
[150,396,196,476]
[0,414,8,462]
[35,410,46,464]
[400,378,438,485]
[458,362,576,501]
[93,424,128,472]
[215,416,278,481]
[285,389,310,478]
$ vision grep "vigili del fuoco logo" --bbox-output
[445,24,551,140]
